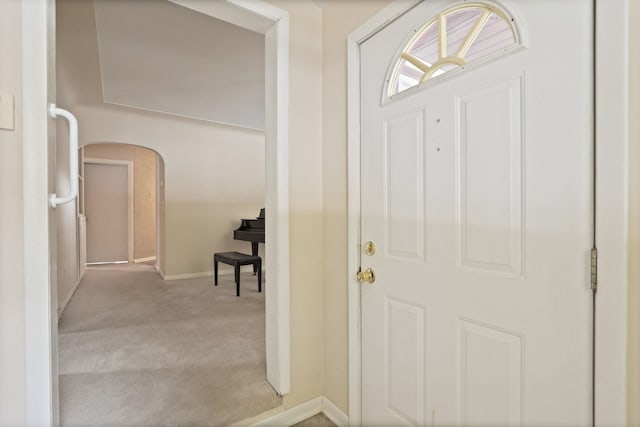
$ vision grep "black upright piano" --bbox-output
[233,208,265,258]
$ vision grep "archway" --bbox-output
[80,143,165,271]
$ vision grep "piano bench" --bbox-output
[213,252,262,297]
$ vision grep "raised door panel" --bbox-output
[383,111,426,262]
[456,77,524,276]
[385,297,426,425]
[457,318,523,426]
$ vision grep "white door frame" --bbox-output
[347,1,629,425]
[84,158,134,264]
[21,0,290,424]
[166,0,291,397]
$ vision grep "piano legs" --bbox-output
[251,242,259,275]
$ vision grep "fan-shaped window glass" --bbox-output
[387,3,519,97]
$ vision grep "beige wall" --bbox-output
[0,1,26,425]
[134,148,157,260]
[267,0,325,409]
[84,143,158,261]
[628,0,640,423]
[157,157,167,275]
[320,0,390,413]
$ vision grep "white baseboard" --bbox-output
[162,271,213,281]
[134,256,156,263]
[239,396,348,427]
[58,274,84,320]
[247,396,323,427]
[161,268,265,281]
[322,397,348,427]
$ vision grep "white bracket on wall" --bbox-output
[49,103,79,208]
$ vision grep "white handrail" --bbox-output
[48,104,79,208]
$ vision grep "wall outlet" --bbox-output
[0,91,15,130]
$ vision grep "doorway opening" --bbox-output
[21,0,292,424]
[81,143,163,268]
[84,160,133,265]
[53,0,282,421]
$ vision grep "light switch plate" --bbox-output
[0,91,15,130]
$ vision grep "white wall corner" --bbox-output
[239,396,347,427]
[310,0,327,10]
[57,277,83,320]
[322,397,349,427]
[155,264,166,280]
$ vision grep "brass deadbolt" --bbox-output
[364,241,376,256]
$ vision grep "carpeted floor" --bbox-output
[58,263,281,426]
[292,413,337,427]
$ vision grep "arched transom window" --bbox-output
[387,3,520,97]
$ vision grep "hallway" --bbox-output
[58,263,280,426]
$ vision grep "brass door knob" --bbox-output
[357,268,376,284]
[363,241,376,256]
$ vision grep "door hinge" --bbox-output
[590,247,598,291]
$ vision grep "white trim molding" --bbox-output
[246,397,323,427]
[321,396,349,427]
[238,396,347,427]
[262,7,291,396]
[22,0,56,425]
[160,268,266,282]
[595,0,630,425]
[57,278,82,320]
[84,157,134,264]
[347,0,630,425]
[346,4,421,424]
[160,271,211,281]
[133,256,156,263]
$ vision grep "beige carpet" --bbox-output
[58,263,281,426]
[292,413,336,427]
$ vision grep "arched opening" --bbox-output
[79,143,165,271]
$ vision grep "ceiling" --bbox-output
[94,0,266,130]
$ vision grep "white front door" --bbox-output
[360,1,593,425]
